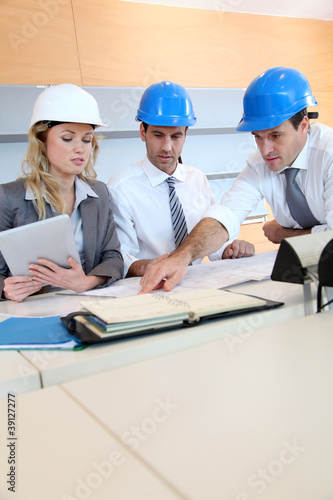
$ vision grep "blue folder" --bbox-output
[0,316,84,350]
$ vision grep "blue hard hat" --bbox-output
[237,67,317,132]
[136,81,197,126]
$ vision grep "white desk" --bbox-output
[0,289,83,318]
[17,278,317,388]
[0,351,40,399]
[63,311,333,500]
[0,385,185,500]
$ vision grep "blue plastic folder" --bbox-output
[0,316,84,350]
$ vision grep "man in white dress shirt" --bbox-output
[108,81,254,277]
[139,67,333,293]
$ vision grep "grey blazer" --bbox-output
[0,178,124,298]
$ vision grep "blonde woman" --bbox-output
[0,84,123,302]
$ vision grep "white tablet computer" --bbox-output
[0,214,80,276]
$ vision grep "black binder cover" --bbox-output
[61,293,284,345]
[271,239,306,284]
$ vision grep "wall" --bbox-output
[1,0,332,252]
[1,84,265,214]
[1,0,332,121]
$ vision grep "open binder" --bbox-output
[61,289,283,344]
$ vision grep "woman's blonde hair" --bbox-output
[21,122,100,219]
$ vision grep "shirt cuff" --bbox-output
[123,253,137,277]
[208,239,234,261]
[311,223,329,233]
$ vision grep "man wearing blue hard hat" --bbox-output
[222,66,331,245]
[139,67,333,293]
[108,81,253,278]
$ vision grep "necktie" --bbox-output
[166,176,188,247]
[284,167,320,228]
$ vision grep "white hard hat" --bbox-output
[30,83,106,128]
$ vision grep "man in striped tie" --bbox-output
[108,81,254,278]
[139,68,333,294]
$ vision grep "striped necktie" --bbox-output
[284,167,320,228]
[166,176,188,247]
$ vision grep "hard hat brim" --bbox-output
[135,112,196,127]
[237,102,318,132]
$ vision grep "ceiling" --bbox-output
[118,0,333,21]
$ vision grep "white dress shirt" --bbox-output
[70,177,98,270]
[108,155,228,275]
[205,123,333,234]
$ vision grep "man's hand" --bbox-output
[222,239,255,259]
[263,220,311,244]
[139,253,190,294]
[262,220,284,243]
[139,217,230,294]
[3,275,43,302]
[127,259,153,278]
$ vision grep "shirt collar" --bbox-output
[25,176,98,210]
[141,154,186,187]
[278,133,309,175]
[73,177,98,209]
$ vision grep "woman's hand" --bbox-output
[29,257,105,293]
[3,275,43,302]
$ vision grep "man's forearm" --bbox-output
[278,227,311,241]
[174,217,229,263]
[263,220,311,244]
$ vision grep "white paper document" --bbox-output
[60,250,277,299]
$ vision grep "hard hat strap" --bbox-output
[42,120,65,128]
[42,120,96,129]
